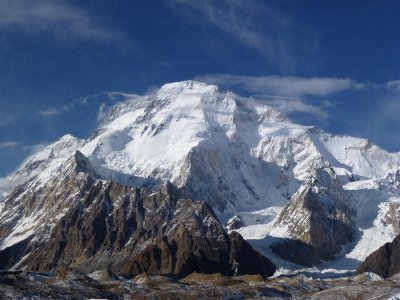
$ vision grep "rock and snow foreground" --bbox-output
[0,80,399,278]
[1,269,400,299]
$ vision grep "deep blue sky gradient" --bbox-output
[0,0,399,175]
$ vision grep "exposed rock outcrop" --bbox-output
[271,167,354,266]
[226,214,244,231]
[357,234,400,278]
[0,152,276,278]
[385,201,400,235]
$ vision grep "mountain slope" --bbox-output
[0,135,84,201]
[270,167,354,265]
[0,80,399,272]
[0,151,276,277]
[357,233,400,278]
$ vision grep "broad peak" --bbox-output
[158,80,218,94]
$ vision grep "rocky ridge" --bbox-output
[270,167,354,265]
[0,151,276,277]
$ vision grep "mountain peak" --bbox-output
[1,81,399,275]
[158,80,218,94]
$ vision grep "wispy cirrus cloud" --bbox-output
[194,73,370,121]
[22,143,48,154]
[97,103,107,122]
[0,141,18,148]
[37,92,138,120]
[0,0,123,43]
[0,142,49,199]
[255,96,333,120]
[194,74,400,140]
[195,74,362,97]
[166,0,319,72]
[37,107,66,116]
[37,95,98,117]
[385,79,400,92]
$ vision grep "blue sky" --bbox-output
[0,0,399,176]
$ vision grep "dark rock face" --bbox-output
[0,152,276,278]
[271,168,354,266]
[357,234,400,278]
[228,231,276,277]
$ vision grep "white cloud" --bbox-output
[0,142,48,200]
[37,92,138,122]
[166,0,318,71]
[385,80,400,92]
[97,102,107,122]
[0,141,18,148]
[193,74,362,121]
[0,178,15,200]
[37,107,64,116]
[195,74,360,97]
[265,97,330,120]
[23,143,48,153]
[0,0,122,43]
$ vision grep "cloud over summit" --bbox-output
[195,74,360,97]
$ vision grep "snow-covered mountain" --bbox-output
[0,80,399,274]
